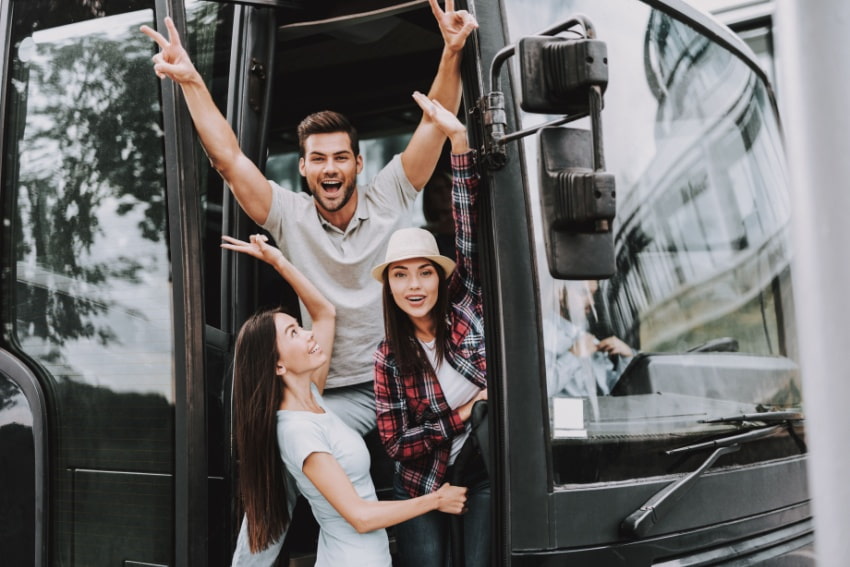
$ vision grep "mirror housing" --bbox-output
[476,15,616,279]
[519,35,608,114]
[538,127,615,279]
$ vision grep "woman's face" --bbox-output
[387,258,441,325]
[273,312,326,376]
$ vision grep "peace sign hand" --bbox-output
[428,0,479,54]
[140,16,199,84]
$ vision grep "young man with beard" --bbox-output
[142,1,477,563]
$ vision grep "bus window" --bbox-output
[0,373,36,566]
[1,1,174,564]
[504,1,801,484]
[187,0,235,332]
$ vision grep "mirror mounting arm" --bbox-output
[476,14,602,171]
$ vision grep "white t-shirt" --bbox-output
[277,387,392,566]
[263,154,418,388]
[420,339,480,464]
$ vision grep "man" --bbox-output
[544,280,636,398]
[142,1,477,564]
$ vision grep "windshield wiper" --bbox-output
[664,424,783,456]
[620,424,784,538]
[699,409,806,453]
[701,409,804,424]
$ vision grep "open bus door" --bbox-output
[0,0,814,565]
[0,1,208,565]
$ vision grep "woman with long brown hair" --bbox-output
[223,234,467,566]
[373,92,489,567]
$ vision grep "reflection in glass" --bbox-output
[504,1,801,483]
[4,2,174,476]
[2,3,175,563]
[0,377,35,566]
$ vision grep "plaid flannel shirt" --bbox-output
[374,150,487,498]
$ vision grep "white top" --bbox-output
[277,386,392,567]
[420,339,479,464]
[263,154,418,388]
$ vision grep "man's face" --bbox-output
[566,280,599,319]
[299,132,363,215]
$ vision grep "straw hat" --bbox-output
[371,227,456,282]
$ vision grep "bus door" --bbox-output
[0,1,210,565]
[465,0,810,565]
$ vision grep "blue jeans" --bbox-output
[392,471,491,567]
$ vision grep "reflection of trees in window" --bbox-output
[11,1,149,30]
[0,379,24,413]
[10,8,165,356]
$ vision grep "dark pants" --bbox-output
[393,451,491,567]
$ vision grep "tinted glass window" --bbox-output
[0,375,35,566]
[189,0,233,331]
[1,0,172,563]
[6,1,172,468]
[503,1,801,484]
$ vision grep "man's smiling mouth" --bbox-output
[321,180,342,193]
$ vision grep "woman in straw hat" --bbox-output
[373,91,489,567]
[221,233,467,566]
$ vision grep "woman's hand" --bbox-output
[434,483,468,515]
[412,91,469,153]
[221,234,286,268]
[457,388,488,423]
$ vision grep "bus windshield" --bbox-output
[505,0,802,484]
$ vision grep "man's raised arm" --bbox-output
[141,17,273,225]
[401,0,478,190]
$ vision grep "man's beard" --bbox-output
[314,179,356,213]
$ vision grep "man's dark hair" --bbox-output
[297,110,360,157]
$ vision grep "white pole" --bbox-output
[775,2,850,564]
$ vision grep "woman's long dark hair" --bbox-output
[233,308,289,553]
[381,261,450,375]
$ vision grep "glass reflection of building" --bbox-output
[607,11,792,356]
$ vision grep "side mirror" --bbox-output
[539,128,615,279]
[519,35,608,115]
[476,15,616,279]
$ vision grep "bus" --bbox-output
[0,0,812,565]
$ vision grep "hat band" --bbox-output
[385,247,441,262]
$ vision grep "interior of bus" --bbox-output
[202,2,460,561]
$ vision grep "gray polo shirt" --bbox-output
[262,154,418,388]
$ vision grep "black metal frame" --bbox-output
[155,2,210,565]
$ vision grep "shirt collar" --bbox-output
[316,187,369,233]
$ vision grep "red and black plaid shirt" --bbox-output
[374,151,486,497]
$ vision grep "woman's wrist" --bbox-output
[449,131,469,154]
[429,489,441,512]
[458,401,472,423]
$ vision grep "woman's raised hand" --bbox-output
[434,483,468,515]
[221,234,286,267]
[412,91,469,153]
